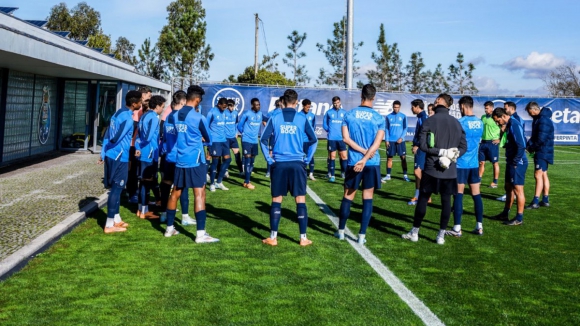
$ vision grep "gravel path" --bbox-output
[0,153,106,260]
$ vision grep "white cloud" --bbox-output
[473,76,511,95]
[499,52,568,79]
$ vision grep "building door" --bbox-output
[92,81,118,153]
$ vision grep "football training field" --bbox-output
[1,144,579,325]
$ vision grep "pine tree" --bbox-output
[283,31,309,85]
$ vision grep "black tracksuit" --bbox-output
[413,105,467,230]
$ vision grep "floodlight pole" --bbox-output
[254,13,259,76]
[345,0,354,89]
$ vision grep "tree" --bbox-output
[389,43,403,91]
[424,64,449,93]
[87,29,112,53]
[366,24,390,90]
[404,52,426,93]
[46,2,101,41]
[316,17,363,87]
[226,54,295,86]
[283,30,309,85]
[136,38,168,80]
[260,52,281,72]
[113,37,136,65]
[365,24,402,91]
[447,53,478,94]
[543,64,580,96]
[158,0,214,90]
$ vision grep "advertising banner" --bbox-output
[199,83,580,145]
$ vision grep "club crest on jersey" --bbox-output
[280,125,297,134]
[38,86,51,145]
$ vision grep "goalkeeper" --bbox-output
[402,94,467,245]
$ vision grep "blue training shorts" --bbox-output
[344,165,381,191]
[505,163,527,186]
[328,140,347,152]
[414,149,426,170]
[210,142,229,157]
[478,141,499,163]
[387,141,406,157]
[270,161,307,197]
[242,142,259,156]
[457,167,481,184]
[104,158,128,189]
[174,165,208,189]
[226,137,239,149]
[534,158,549,171]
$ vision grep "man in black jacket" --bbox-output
[402,94,467,245]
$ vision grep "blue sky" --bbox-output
[8,0,580,95]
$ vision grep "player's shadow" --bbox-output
[92,208,108,228]
[253,200,335,241]
[205,203,282,241]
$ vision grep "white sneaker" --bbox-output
[215,182,229,191]
[195,233,220,243]
[402,231,419,242]
[381,175,391,183]
[164,228,180,237]
[496,194,507,202]
[209,184,216,192]
[224,171,230,178]
[357,237,367,245]
[436,235,445,245]
[334,231,345,240]
[309,173,316,181]
[182,215,197,226]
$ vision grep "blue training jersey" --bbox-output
[261,108,318,164]
[412,110,428,147]
[512,112,525,132]
[300,110,316,129]
[206,106,227,142]
[102,107,134,162]
[175,106,212,168]
[237,109,263,144]
[505,116,528,166]
[342,106,386,167]
[385,111,408,142]
[136,110,160,163]
[323,107,346,140]
[457,115,483,169]
[163,110,178,163]
[224,109,238,139]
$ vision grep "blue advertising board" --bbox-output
[198,83,580,145]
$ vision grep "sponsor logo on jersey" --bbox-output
[355,111,374,120]
[280,125,297,134]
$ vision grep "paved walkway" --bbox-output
[0,153,105,261]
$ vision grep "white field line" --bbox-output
[306,186,445,326]
[554,149,580,155]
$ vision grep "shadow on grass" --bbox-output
[253,200,335,242]
[205,203,276,241]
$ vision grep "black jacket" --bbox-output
[527,107,554,164]
[419,105,467,179]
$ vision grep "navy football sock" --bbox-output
[340,159,347,174]
[217,157,231,183]
[339,198,353,230]
[270,202,282,232]
[180,188,189,215]
[473,194,483,223]
[359,199,373,235]
[210,159,219,184]
[195,210,207,231]
[297,203,308,235]
[166,209,176,227]
[453,194,464,226]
